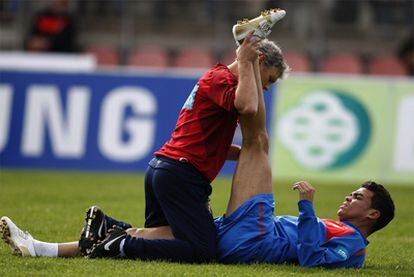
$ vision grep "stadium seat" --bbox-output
[321,53,363,74]
[283,51,311,72]
[174,48,215,68]
[368,55,406,76]
[128,47,169,68]
[86,46,119,65]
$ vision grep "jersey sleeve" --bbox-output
[297,200,362,268]
[206,68,237,112]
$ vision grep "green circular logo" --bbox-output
[278,90,371,170]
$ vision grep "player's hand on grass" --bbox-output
[293,181,315,202]
[236,31,260,63]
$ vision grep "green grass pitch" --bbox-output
[0,170,413,276]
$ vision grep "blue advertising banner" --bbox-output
[0,69,275,176]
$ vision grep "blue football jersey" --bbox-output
[215,195,368,268]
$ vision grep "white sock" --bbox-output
[33,239,58,257]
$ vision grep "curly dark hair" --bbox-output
[362,181,395,234]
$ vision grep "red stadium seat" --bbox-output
[283,51,310,72]
[368,55,406,76]
[322,53,363,74]
[86,46,119,65]
[128,47,169,68]
[174,48,215,68]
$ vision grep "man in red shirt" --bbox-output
[85,34,288,262]
[0,34,289,262]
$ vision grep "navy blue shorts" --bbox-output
[123,156,217,262]
[144,156,213,228]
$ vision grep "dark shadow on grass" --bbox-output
[363,263,413,271]
[208,261,366,273]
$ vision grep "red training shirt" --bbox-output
[155,64,239,181]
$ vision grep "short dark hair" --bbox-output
[362,181,395,234]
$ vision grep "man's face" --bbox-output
[337,188,375,221]
[259,65,281,91]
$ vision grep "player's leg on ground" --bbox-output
[1,222,173,258]
[49,226,176,257]
[60,225,175,257]
[226,60,273,216]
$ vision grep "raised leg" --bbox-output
[225,59,273,216]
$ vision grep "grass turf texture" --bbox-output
[0,170,412,276]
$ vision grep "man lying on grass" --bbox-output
[0,46,395,268]
[215,180,395,268]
